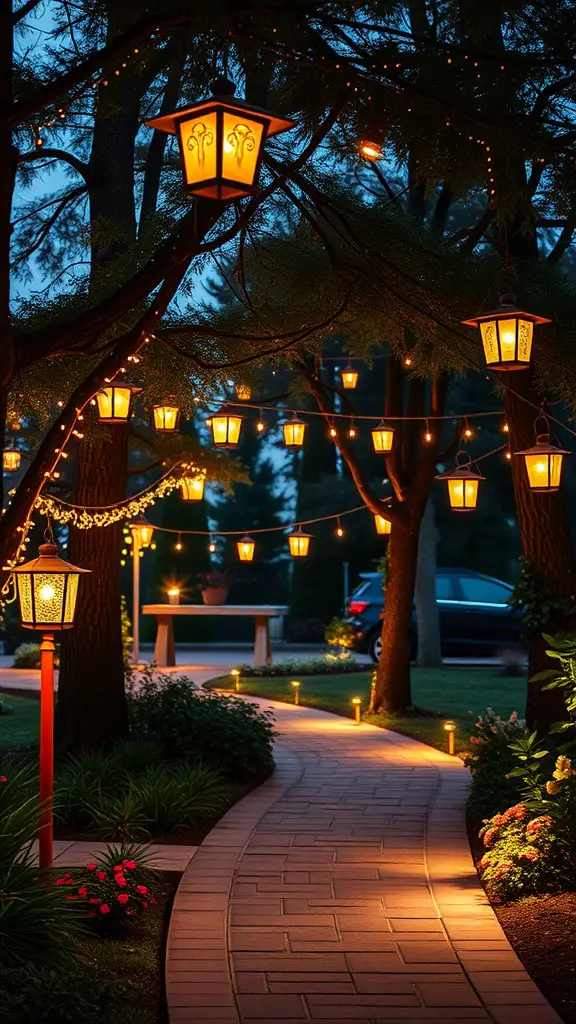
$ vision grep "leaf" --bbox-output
[533,750,549,759]
[529,670,558,683]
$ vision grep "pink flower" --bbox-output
[122,860,137,870]
[117,894,129,904]
[115,875,127,888]
[66,894,80,901]
[77,887,87,896]
[95,870,106,881]
[86,863,96,871]
[99,904,110,915]
[136,885,148,895]
[469,736,481,745]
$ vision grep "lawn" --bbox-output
[210,667,527,756]
[0,693,39,750]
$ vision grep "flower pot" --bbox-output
[201,586,229,606]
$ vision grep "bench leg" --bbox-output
[155,616,175,667]
[254,616,271,666]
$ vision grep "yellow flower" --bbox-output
[546,779,561,795]
[553,755,574,781]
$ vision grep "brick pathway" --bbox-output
[165,699,561,1024]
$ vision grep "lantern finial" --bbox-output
[210,76,236,98]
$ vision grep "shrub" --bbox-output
[0,699,14,717]
[478,803,564,900]
[234,652,361,677]
[129,676,274,779]
[135,763,230,834]
[55,750,119,830]
[465,708,525,820]
[112,738,165,774]
[325,618,355,649]
[12,643,41,669]
[0,965,112,1022]
[84,790,150,841]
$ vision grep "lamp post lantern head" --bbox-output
[145,77,296,200]
[462,293,551,371]
[96,383,142,423]
[9,542,90,631]
[129,515,154,549]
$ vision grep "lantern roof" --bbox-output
[146,77,296,139]
[100,381,142,393]
[290,527,312,537]
[8,542,91,576]
[462,293,551,328]
[435,461,485,482]
[212,404,245,420]
[513,432,570,458]
[129,515,153,530]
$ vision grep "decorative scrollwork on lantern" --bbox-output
[226,123,256,166]
[186,121,214,165]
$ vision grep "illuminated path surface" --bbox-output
[166,698,560,1024]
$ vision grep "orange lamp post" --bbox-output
[129,516,154,664]
[9,542,90,868]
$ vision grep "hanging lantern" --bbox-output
[129,515,154,549]
[3,449,21,472]
[462,293,551,371]
[283,414,306,449]
[341,364,359,389]
[436,453,485,511]
[211,407,244,448]
[96,383,142,423]
[288,528,312,558]
[9,542,90,631]
[237,535,255,561]
[358,139,382,161]
[371,421,394,453]
[152,401,180,432]
[374,514,392,535]
[180,470,206,501]
[514,433,570,492]
[235,383,252,401]
[145,77,296,200]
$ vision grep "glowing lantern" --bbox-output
[283,414,306,449]
[341,364,359,389]
[462,293,551,371]
[96,383,141,423]
[3,449,21,472]
[371,421,394,453]
[235,383,252,400]
[211,408,244,448]
[180,470,206,501]
[152,401,180,432]
[237,535,255,561]
[129,516,154,549]
[288,528,311,558]
[436,454,485,511]
[145,77,296,200]
[10,542,90,631]
[514,433,569,492]
[359,139,382,161]
[374,514,392,535]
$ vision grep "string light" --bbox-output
[256,410,265,433]
[336,517,344,538]
[175,533,183,552]
[348,422,357,439]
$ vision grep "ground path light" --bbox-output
[352,696,362,725]
[291,680,301,705]
[443,720,456,755]
[462,293,551,372]
[231,668,240,692]
[9,539,90,869]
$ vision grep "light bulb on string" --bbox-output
[424,420,432,444]
[208,534,216,554]
[404,355,413,368]
[463,421,473,441]
[503,422,509,433]
[256,410,265,433]
[348,421,357,439]
[329,422,337,439]
[175,533,183,552]
[336,517,344,539]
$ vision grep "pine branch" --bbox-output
[18,147,92,184]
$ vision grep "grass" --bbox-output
[210,667,527,756]
[0,693,39,750]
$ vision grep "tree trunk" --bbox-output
[58,412,129,750]
[371,520,419,713]
[415,498,441,668]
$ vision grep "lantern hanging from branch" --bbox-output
[237,535,255,561]
[129,516,154,549]
[152,401,180,432]
[96,383,142,423]
[374,514,392,535]
[145,77,296,200]
[358,139,382,161]
[341,364,359,389]
[288,527,312,558]
[235,383,252,401]
[371,420,394,453]
[436,452,485,511]
[9,542,90,631]
[514,432,570,492]
[211,407,244,448]
[3,448,21,472]
[180,470,206,501]
[283,414,306,449]
[462,293,551,371]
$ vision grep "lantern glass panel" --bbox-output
[448,477,479,510]
[212,414,242,446]
[374,515,391,535]
[237,539,255,561]
[153,405,179,431]
[497,319,518,363]
[341,369,358,389]
[480,321,499,364]
[289,533,310,557]
[16,575,33,624]
[371,426,394,453]
[179,111,218,187]
[180,474,205,501]
[517,319,533,362]
[222,112,264,186]
[3,450,21,471]
[63,574,79,624]
[524,451,564,490]
[97,386,132,421]
[283,421,306,447]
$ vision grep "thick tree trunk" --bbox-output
[415,498,441,668]
[371,520,419,713]
[58,412,129,750]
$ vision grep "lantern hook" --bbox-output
[455,450,472,468]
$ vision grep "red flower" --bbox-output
[100,904,110,915]
[150,897,157,905]
[126,909,135,916]
[56,878,66,886]
[122,860,137,870]
[113,864,124,873]
[89,898,100,905]
[136,885,148,895]
[87,912,97,919]
[86,863,96,871]
[117,893,129,904]
[66,894,80,901]
[115,875,127,888]
[140,900,148,910]
[77,887,87,896]
[0,776,7,783]
[95,870,106,881]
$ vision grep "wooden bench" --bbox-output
[141,604,289,667]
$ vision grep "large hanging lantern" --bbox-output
[180,471,206,501]
[3,449,21,472]
[152,401,180,432]
[374,514,392,535]
[145,77,296,200]
[237,535,255,561]
[341,364,359,390]
[288,528,311,558]
[9,542,90,631]
[514,433,570,492]
[371,421,395,453]
[211,407,244,448]
[462,293,551,371]
[283,414,306,449]
[96,383,142,423]
[129,515,154,549]
[436,453,485,511]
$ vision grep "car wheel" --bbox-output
[369,631,382,663]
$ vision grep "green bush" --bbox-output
[112,738,165,774]
[324,618,356,649]
[0,700,14,717]
[234,652,361,677]
[12,643,41,669]
[465,709,525,820]
[0,965,112,1022]
[85,791,150,842]
[135,763,230,834]
[56,750,119,830]
[130,676,275,780]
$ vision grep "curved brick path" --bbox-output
[166,699,561,1024]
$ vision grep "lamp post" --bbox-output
[231,668,240,692]
[443,720,456,756]
[9,541,90,868]
[129,516,154,665]
[290,680,301,705]
[351,696,362,725]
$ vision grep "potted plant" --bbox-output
[196,571,236,606]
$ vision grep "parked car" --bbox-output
[345,568,522,663]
